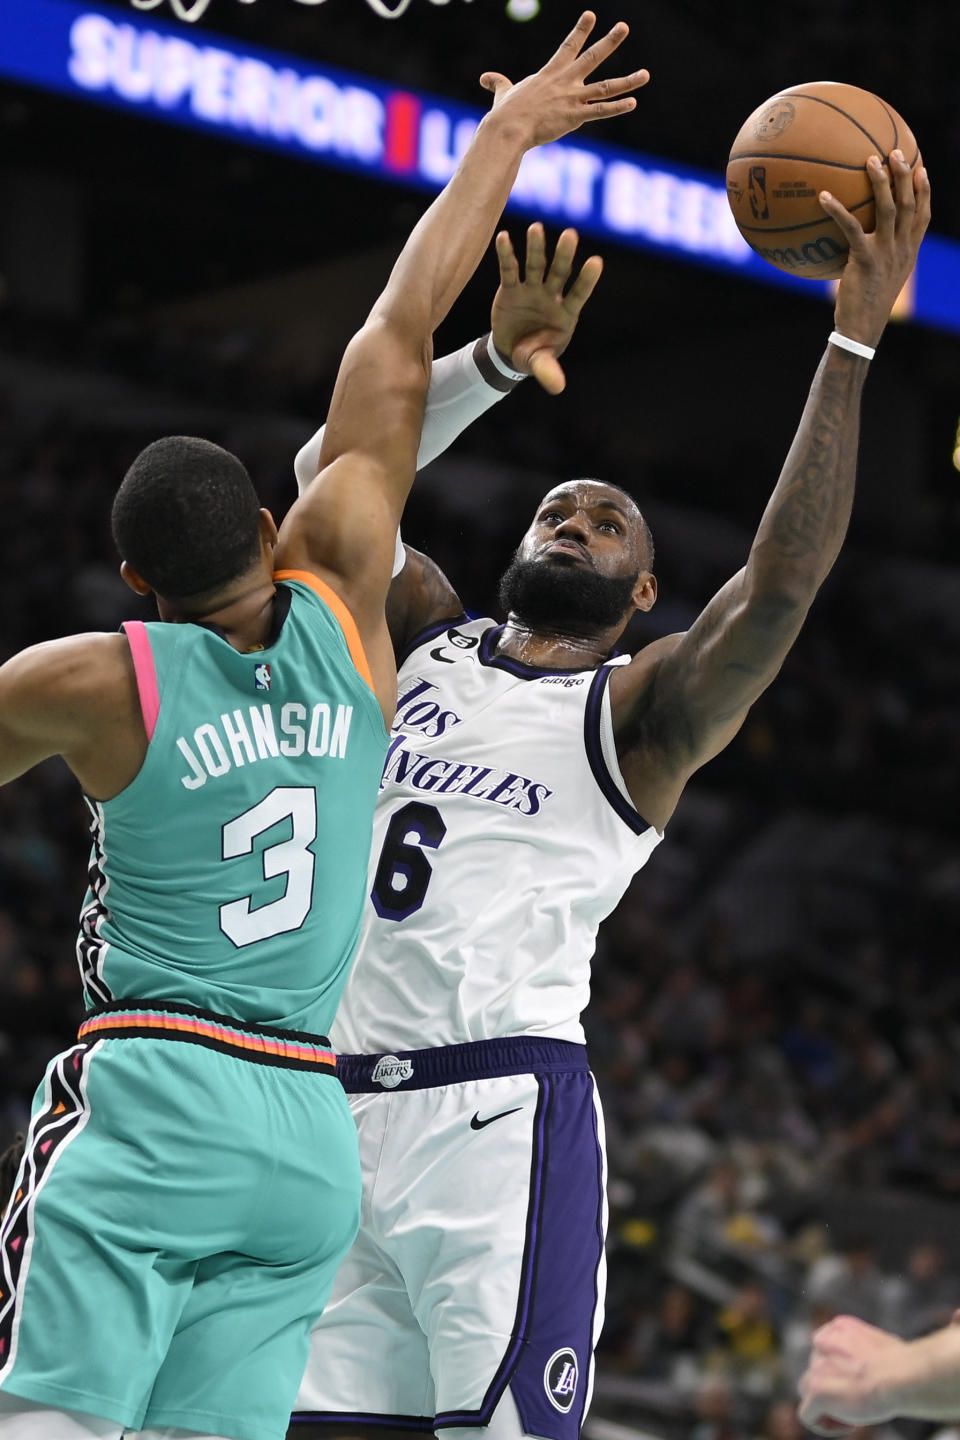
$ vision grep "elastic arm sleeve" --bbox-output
[293,333,520,495]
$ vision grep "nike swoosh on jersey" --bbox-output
[470,1107,523,1130]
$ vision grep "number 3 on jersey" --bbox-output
[371,801,446,921]
[220,786,317,947]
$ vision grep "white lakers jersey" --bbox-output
[330,617,663,1053]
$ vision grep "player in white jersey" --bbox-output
[291,150,930,1440]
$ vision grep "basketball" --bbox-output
[726,82,919,278]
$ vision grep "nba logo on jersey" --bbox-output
[544,1348,578,1412]
[371,1055,413,1088]
[254,663,271,690]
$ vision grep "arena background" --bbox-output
[1,3,960,1438]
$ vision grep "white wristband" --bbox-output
[486,331,528,382]
[828,330,876,360]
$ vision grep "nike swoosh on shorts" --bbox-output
[470,1107,523,1130]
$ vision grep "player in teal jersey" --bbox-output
[0,17,648,1440]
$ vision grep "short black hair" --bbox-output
[112,436,262,601]
[570,476,655,570]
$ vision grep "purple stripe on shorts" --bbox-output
[434,1069,605,1440]
[292,1061,605,1440]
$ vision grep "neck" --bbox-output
[497,615,616,670]
[162,574,277,652]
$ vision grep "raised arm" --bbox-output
[276,13,646,707]
[293,222,603,496]
[384,223,608,653]
[613,147,930,831]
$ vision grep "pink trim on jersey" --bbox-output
[122,621,160,742]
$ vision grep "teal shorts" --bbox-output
[0,1008,360,1440]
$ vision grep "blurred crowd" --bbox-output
[1,307,959,1440]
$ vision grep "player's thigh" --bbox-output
[292,1154,434,1426]
[145,1077,361,1440]
[391,1073,542,1383]
[392,1069,607,1439]
[0,1045,197,1425]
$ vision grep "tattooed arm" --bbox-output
[611,147,930,831]
[385,546,465,652]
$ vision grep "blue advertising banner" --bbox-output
[1,0,956,331]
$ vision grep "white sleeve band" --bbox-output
[293,334,520,494]
[485,330,528,382]
[828,330,876,360]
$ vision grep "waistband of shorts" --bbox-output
[78,1001,337,1073]
[336,1036,589,1092]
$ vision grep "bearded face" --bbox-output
[498,551,640,632]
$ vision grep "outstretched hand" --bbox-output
[824,148,931,348]
[491,224,603,395]
[797,1315,907,1436]
[479,11,649,149]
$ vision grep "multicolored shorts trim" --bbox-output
[78,1001,337,1073]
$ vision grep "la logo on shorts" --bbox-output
[371,1055,413,1088]
[544,1348,578,1412]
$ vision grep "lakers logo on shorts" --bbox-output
[371,1055,413,1088]
[544,1347,578,1413]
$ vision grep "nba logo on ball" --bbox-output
[544,1348,578,1412]
[726,81,920,278]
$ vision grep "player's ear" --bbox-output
[259,509,279,551]
[120,561,152,597]
[632,572,656,612]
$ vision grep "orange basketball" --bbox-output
[726,82,920,279]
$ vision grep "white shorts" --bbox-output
[292,1038,607,1440]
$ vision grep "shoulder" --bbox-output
[1,631,134,706]
[607,632,686,732]
[0,632,142,792]
[387,545,463,658]
[604,632,691,833]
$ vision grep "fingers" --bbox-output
[583,68,650,104]
[801,1411,855,1439]
[573,20,630,78]
[495,230,521,288]
[524,222,548,285]
[544,227,578,294]
[870,153,898,239]
[581,95,639,123]
[912,160,931,242]
[528,350,567,395]
[479,71,512,97]
[551,11,597,64]
[565,253,603,312]
[818,188,864,248]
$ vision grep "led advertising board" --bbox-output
[2,0,958,333]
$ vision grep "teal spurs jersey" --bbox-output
[77,573,388,1036]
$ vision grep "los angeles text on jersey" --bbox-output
[389,674,552,815]
[381,735,552,816]
[176,701,354,789]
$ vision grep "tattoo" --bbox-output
[387,548,462,655]
[411,552,462,621]
[625,350,868,779]
[765,356,864,569]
